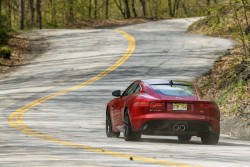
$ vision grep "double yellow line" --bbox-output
[9,29,197,167]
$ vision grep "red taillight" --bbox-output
[199,102,219,117]
[134,101,165,112]
[149,102,165,112]
[134,102,149,106]
[200,102,217,110]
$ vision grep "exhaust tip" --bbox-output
[173,124,180,131]
[180,125,186,131]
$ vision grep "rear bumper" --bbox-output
[141,120,211,136]
[130,113,220,135]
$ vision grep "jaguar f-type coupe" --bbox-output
[106,79,220,145]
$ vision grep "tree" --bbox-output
[94,0,97,19]
[0,0,2,26]
[0,0,2,16]
[105,0,109,19]
[68,0,74,24]
[36,0,42,29]
[19,0,24,30]
[28,0,35,27]
[114,0,126,18]
[131,0,137,18]
[140,0,146,17]
[124,0,131,18]
[88,0,92,18]
[168,0,181,17]
[154,0,158,18]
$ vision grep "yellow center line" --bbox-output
[9,29,199,167]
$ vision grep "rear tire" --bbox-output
[124,111,141,141]
[201,133,219,145]
[106,111,120,138]
[178,136,191,143]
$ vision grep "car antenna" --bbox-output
[169,80,173,87]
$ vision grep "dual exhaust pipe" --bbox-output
[173,124,186,132]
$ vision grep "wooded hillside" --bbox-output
[0,0,212,30]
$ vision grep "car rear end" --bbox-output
[130,80,220,144]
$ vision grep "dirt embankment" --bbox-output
[0,36,29,74]
[189,19,250,140]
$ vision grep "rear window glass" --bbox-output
[150,84,196,97]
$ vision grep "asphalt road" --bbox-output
[1,18,250,167]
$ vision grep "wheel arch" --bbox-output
[123,107,135,130]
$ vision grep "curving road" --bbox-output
[1,18,250,167]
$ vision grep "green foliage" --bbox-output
[0,46,11,59]
[0,15,11,45]
[45,21,59,29]
[0,0,210,29]
[0,28,9,45]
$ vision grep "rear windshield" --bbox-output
[150,84,196,97]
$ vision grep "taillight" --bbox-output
[149,102,165,112]
[134,102,149,106]
[199,102,219,117]
[133,101,165,112]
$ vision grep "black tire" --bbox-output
[124,111,141,141]
[201,133,219,145]
[106,112,120,138]
[178,135,191,143]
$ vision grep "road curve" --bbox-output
[1,18,250,167]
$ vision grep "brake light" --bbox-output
[134,102,149,106]
[199,102,219,117]
[149,102,165,112]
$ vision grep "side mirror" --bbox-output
[112,90,121,97]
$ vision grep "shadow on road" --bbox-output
[137,137,250,147]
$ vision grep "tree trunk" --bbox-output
[124,0,131,19]
[0,0,2,26]
[88,0,92,18]
[105,0,109,19]
[0,0,2,16]
[131,0,137,18]
[49,0,56,25]
[94,0,97,19]
[29,0,35,27]
[230,0,248,56]
[114,0,126,18]
[68,0,74,24]
[154,0,158,18]
[36,0,42,29]
[173,0,181,17]
[207,0,211,15]
[19,0,24,30]
[140,0,146,17]
[242,0,250,35]
[7,0,12,28]
[182,3,188,16]
[168,0,173,17]
[124,0,131,18]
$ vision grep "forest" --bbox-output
[0,0,249,58]
[0,0,249,61]
[0,0,213,30]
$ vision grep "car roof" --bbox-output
[141,79,192,85]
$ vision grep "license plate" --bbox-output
[173,103,187,111]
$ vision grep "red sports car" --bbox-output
[106,79,220,144]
